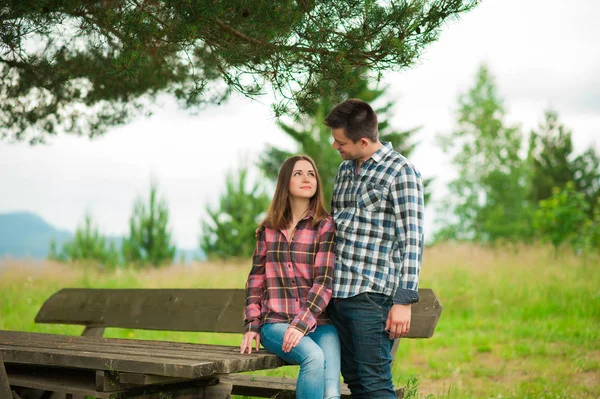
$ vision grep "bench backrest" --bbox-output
[35,288,442,338]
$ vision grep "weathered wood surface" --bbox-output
[225,370,405,398]
[8,365,114,398]
[8,364,226,399]
[0,330,283,379]
[409,288,443,338]
[35,288,247,334]
[21,287,442,398]
[115,371,186,387]
[1,353,13,399]
[35,288,442,338]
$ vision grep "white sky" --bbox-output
[1,0,599,249]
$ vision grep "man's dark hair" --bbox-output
[324,98,378,142]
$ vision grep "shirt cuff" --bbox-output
[393,288,419,305]
[245,320,261,333]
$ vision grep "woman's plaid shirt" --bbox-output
[244,215,335,335]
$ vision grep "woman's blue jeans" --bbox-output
[260,323,341,399]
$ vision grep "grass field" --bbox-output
[1,244,599,398]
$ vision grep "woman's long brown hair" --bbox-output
[262,155,329,230]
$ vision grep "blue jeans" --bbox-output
[260,323,341,399]
[328,293,396,398]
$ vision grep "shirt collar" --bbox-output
[302,210,315,221]
[369,141,393,164]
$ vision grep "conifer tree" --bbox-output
[48,212,120,269]
[0,0,479,143]
[259,71,427,208]
[200,167,270,259]
[436,65,533,243]
[122,180,176,267]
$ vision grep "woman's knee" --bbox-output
[300,347,325,371]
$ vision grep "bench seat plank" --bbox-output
[226,374,404,398]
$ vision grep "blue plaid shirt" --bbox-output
[331,142,425,304]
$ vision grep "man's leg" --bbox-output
[329,294,395,399]
[328,300,359,392]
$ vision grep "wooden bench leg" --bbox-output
[1,353,16,399]
[201,380,232,399]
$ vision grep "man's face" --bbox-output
[331,128,364,160]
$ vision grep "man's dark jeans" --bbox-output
[328,293,396,399]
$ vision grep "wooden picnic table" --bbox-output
[1,287,442,398]
[0,329,284,399]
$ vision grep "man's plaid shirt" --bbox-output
[244,215,335,335]
[332,142,425,305]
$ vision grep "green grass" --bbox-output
[1,245,599,398]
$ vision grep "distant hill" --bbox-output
[0,212,72,258]
[0,211,204,262]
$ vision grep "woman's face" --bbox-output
[288,160,317,200]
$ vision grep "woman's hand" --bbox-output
[240,331,261,354]
[282,326,304,353]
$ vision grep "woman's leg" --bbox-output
[308,324,341,399]
[260,323,326,399]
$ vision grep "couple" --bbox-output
[240,99,425,399]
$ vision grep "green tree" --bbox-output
[200,167,270,259]
[528,110,600,219]
[435,65,533,243]
[258,71,426,208]
[48,213,120,269]
[572,147,600,218]
[122,180,176,267]
[0,0,478,144]
[582,198,600,252]
[534,182,590,253]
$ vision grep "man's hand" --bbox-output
[240,331,260,354]
[385,304,411,339]
[282,326,304,353]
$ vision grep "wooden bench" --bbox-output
[26,287,442,398]
[1,353,18,399]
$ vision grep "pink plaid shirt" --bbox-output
[244,214,335,335]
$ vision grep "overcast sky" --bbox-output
[1,0,598,249]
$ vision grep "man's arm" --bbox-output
[390,163,425,304]
[386,163,425,337]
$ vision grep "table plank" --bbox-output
[0,330,283,378]
[1,345,216,379]
[6,364,223,399]
[7,364,114,398]
[0,330,261,361]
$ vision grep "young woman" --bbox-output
[240,155,340,399]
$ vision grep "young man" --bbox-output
[325,99,425,398]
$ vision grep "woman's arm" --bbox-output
[244,227,267,333]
